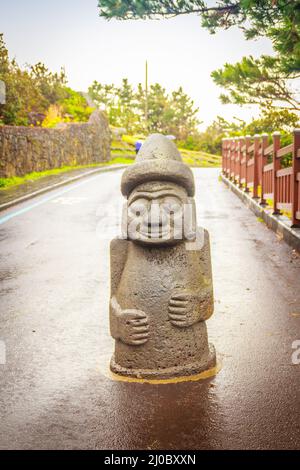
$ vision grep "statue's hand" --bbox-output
[168,292,202,328]
[118,309,149,345]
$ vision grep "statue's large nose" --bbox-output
[148,201,166,228]
[147,219,163,229]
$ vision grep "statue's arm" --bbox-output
[196,228,214,322]
[110,238,149,345]
[110,238,128,340]
[110,237,128,297]
[110,295,122,340]
[168,228,214,328]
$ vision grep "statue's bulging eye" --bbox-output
[161,197,182,214]
[128,199,148,217]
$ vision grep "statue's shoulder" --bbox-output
[110,238,131,263]
[200,227,210,246]
[110,238,130,290]
[110,237,129,251]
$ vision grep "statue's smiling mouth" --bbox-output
[139,227,171,239]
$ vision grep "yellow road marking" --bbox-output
[99,356,221,384]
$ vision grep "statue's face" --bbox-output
[125,181,194,245]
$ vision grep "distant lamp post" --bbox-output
[145,60,148,133]
[0,80,6,105]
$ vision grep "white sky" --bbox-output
[1,0,274,129]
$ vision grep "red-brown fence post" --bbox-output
[292,129,300,227]
[238,137,243,188]
[253,134,260,198]
[244,135,251,192]
[229,138,233,180]
[225,139,228,177]
[225,138,230,177]
[226,138,230,177]
[233,137,238,184]
[272,132,281,215]
[222,138,225,174]
[260,133,268,205]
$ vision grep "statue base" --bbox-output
[110,343,216,380]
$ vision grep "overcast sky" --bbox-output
[1,0,274,128]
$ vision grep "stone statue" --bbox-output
[109,134,216,379]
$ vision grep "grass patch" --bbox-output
[111,149,135,157]
[0,158,132,190]
[108,156,134,164]
[0,164,104,190]
[265,197,291,218]
[229,181,292,219]
[114,133,221,168]
[180,149,221,168]
[0,136,220,191]
[121,134,144,146]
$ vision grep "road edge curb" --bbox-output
[221,173,300,253]
[0,164,127,212]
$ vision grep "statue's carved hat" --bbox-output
[121,134,195,197]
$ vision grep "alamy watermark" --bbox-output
[0,339,6,365]
[95,199,205,250]
[291,340,300,365]
[0,80,6,104]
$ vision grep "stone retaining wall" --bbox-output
[0,110,110,178]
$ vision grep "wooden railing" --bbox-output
[222,129,300,227]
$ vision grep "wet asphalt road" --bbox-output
[0,167,300,450]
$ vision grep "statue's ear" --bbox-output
[184,197,197,240]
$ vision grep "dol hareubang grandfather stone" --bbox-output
[109,134,216,379]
